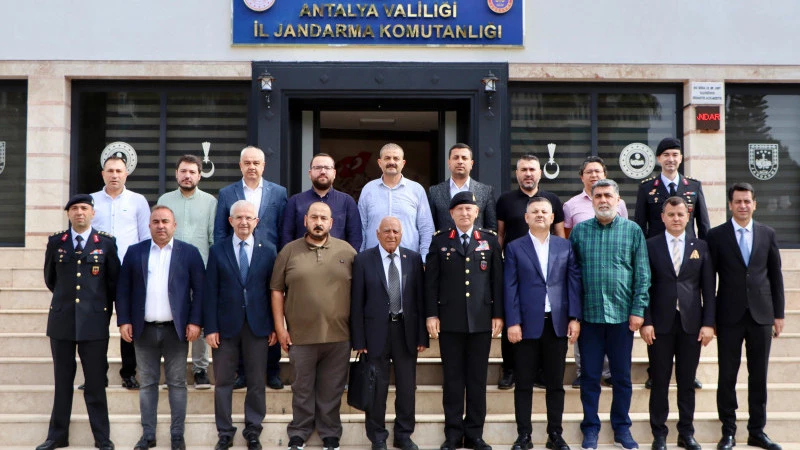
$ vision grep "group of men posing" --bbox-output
[38,138,784,450]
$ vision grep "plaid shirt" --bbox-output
[569,215,650,323]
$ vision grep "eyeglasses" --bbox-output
[232,215,257,222]
[311,165,335,172]
[582,169,604,175]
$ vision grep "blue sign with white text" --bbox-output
[232,0,524,46]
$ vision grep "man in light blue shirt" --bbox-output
[157,154,217,389]
[358,143,435,261]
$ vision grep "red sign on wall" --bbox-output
[696,106,721,131]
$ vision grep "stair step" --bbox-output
[1,412,799,447]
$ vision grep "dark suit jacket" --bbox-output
[116,239,205,341]
[214,178,288,249]
[203,237,277,339]
[634,175,710,239]
[425,228,504,333]
[428,179,497,231]
[44,228,120,341]
[503,234,582,339]
[707,220,784,326]
[350,246,428,356]
[644,234,716,334]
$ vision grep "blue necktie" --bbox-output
[239,241,249,283]
[738,228,750,267]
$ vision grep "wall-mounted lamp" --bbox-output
[482,71,499,111]
[259,70,275,108]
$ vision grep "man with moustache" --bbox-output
[271,202,357,450]
[157,154,217,389]
[640,196,715,450]
[91,154,151,390]
[359,142,435,261]
[428,143,497,231]
[351,216,428,450]
[116,206,205,450]
[426,191,504,450]
[36,194,119,450]
[215,145,287,390]
[204,200,278,450]
[707,183,785,450]
[282,152,362,250]
[495,153,565,390]
[563,156,627,388]
[504,196,582,450]
[569,179,650,450]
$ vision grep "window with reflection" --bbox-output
[0,82,27,246]
[726,85,800,246]
[509,84,681,220]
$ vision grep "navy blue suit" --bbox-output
[116,239,204,339]
[204,236,278,440]
[214,179,287,250]
[504,234,582,435]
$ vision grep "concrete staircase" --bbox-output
[2,248,799,449]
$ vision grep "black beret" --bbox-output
[64,194,94,210]
[449,191,478,210]
[656,137,682,156]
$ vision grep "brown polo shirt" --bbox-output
[270,235,357,345]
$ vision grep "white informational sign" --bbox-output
[690,82,724,105]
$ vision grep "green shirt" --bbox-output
[569,214,650,324]
[157,188,217,265]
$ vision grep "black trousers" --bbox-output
[648,311,701,438]
[440,331,492,442]
[501,327,514,373]
[365,320,418,444]
[513,317,568,435]
[716,310,772,436]
[48,338,110,443]
[120,337,137,378]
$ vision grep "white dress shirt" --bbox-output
[242,178,264,217]
[529,231,552,313]
[449,177,471,198]
[233,234,255,266]
[91,186,151,261]
[144,239,174,322]
[379,244,403,312]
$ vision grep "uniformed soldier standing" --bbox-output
[634,137,710,240]
[425,191,504,450]
[37,194,119,450]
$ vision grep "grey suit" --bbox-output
[428,179,497,231]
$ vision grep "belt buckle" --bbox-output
[390,313,402,322]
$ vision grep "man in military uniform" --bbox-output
[634,137,710,240]
[38,194,119,450]
[634,137,709,390]
[425,191,504,450]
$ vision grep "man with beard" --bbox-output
[569,179,650,450]
[282,152,362,250]
[271,202,357,450]
[494,153,565,390]
[157,154,217,389]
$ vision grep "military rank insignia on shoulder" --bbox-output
[479,228,497,236]
[684,176,700,183]
[640,176,657,184]
[433,229,445,236]
[50,229,68,237]
[97,231,114,238]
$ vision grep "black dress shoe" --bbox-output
[717,435,735,450]
[267,374,285,389]
[693,378,702,389]
[393,438,419,450]
[79,380,109,390]
[645,377,653,389]
[547,433,570,450]
[464,437,492,450]
[373,441,388,450]
[441,439,461,450]
[168,436,185,450]
[498,370,515,390]
[96,441,114,450]
[134,436,156,450]
[233,375,247,390]
[512,434,533,450]
[121,376,140,390]
[36,439,69,450]
[748,432,781,450]
[247,436,262,450]
[677,435,701,450]
[215,435,234,450]
[651,436,666,450]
